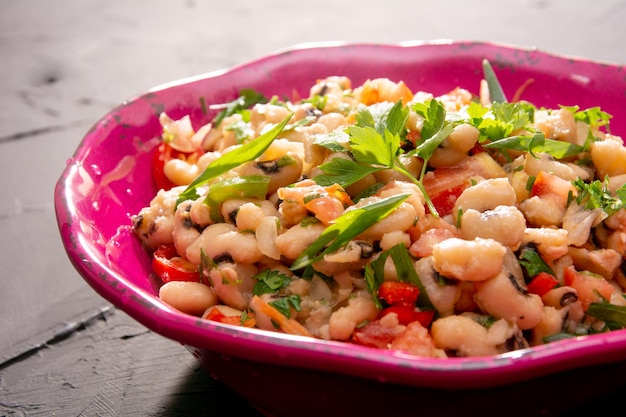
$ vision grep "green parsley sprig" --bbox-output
[315,99,452,216]
[290,193,410,270]
[175,113,292,206]
[572,177,626,216]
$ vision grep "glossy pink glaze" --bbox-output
[55,41,626,412]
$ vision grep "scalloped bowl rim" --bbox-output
[55,40,626,390]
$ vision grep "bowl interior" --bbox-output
[55,41,626,390]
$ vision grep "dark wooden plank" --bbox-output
[0,307,264,417]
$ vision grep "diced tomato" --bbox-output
[406,130,421,145]
[152,143,177,191]
[380,305,417,325]
[352,320,403,349]
[563,265,614,310]
[530,171,576,206]
[527,272,559,297]
[427,184,466,217]
[412,310,436,327]
[152,143,203,191]
[380,306,435,327]
[152,244,200,283]
[378,281,420,307]
[204,307,242,326]
[469,142,485,155]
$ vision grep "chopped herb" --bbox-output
[253,269,293,295]
[290,193,410,270]
[176,114,292,206]
[587,300,626,330]
[313,131,350,152]
[364,244,434,311]
[269,294,302,318]
[314,158,381,188]
[211,89,269,128]
[518,246,554,280]
[572,178,626,216]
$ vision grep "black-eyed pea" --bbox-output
[356,201,417,241]
[163,158,200,186]
[256,216,282,260]
[196,151,221,171]
[185,223,263,265]
[590,136,626,178]
[520,196,565,227]
[172,200,201,256]
[453,177,517,216]
[190,195,214,227]
[324,241,365,263]
[432,237,506,282]
[531,306,568,346]
[209,263,257,311]
[460,205,526,250]
[159,281,218,316]
[447,123,480,153]
[474,270,544,330]
[378,181,426,219]
[523,152,581,181]
[534,108,578,144]
[413,257,461,317]
[275,222,326,260]
[379,231,411,251]
[131,186,183,249]
[238,152,304,195]
[522,227,569,262]
[431,315,509,357]
[328,295,379,341]
[429,147,468,169]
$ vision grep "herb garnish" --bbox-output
[315,100,449,215]
[210,89,269,128]
[290,193,410,270]
[572,178,626,217]
[176,114,292,206]
[253,269,293,295]
[365,244,434,311]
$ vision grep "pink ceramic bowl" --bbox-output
[55,41,626,417]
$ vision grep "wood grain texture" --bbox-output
[1,0,625,415]
[0,308,264,416]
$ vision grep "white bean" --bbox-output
[460,205,526,250]
[453,178,517,218]
[328,295,379,340]
[432,237,506,281]
[185,223,263,265]
[159,281,218,316]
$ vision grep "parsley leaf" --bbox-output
[176,113,292,206]
[314,158,380,188]
[290,193,410,270]
[313,131,349,152]
[566,105,612,130]
[518,246,554,280]
[253,269,293,295]
[269,295,302,318]
[573,178,626,216]
[211,89,269,128]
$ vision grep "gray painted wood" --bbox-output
[1,0,624,415]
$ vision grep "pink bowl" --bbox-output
[55,41,626,417]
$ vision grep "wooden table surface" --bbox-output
[1,0,625,415]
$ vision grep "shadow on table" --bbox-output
[159,364,266,417]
